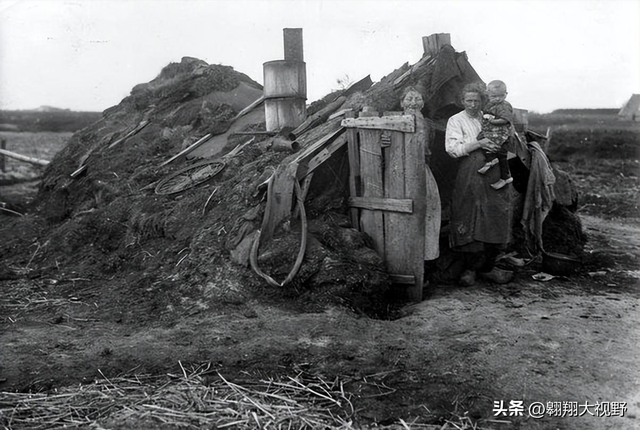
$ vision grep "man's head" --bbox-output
[487,80,508,103]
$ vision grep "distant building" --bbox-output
[618,94,640,121]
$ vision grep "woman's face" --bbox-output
[401,90,424,111]
[462,91,482,115]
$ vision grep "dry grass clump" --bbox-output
[0,364,359,429]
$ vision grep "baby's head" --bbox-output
[487,80,508,103]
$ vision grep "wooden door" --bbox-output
[342,111,426,301]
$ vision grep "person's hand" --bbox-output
[478,138,499,152]
[483,114,495,120]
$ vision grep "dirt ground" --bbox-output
[1,179,639,430]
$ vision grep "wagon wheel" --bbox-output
[155,160,226,195]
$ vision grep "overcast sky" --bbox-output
[0,0,638,113]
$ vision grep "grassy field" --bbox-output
[529,111,639,218]
[0,132,71,183]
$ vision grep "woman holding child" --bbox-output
[444,81,514,286]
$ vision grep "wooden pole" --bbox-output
[0,139,6,172]
[0,148,49,166]
[422,33,451,56]
[283,28,303,61]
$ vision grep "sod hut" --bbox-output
[31,32,584,313]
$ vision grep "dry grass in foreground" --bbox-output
[0,364,509,430]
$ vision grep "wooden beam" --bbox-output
[298,134,348,179]
[382,130,412,288]
[358,111,385,256]
[403,112,427,302]
[346,123,360,229]
[290,96,346,139]
[422,33,451,56]
[348,197,413,213]
[328,108,353,121]
[229,131,276,136]
[341,115,415,133]
[389,274,416,285]
[336,75,373,101]
[392,54,433,87]
[290,127,345,168]
[108,120,149,149]
[160,133,213,167]
[230,96,265,122]
[263,161,299,241]
[0,148,49,166]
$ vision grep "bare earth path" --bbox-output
[1,213,638,429]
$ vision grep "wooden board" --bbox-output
[348,196,413,213]
[290,96,346,139]
[383,130,414,286]
[403,115,427,301]
[346,126,360,229]
[262,160,299,241]
[160,134,212,167]
[291,127,344,166]
[341,115,415,133]
[358,127,385,256]
[389,274,416,285]
[300,134,348,179]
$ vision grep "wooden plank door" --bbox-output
[343,112,426,301]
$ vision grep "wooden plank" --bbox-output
[298,134,347,179]
[291,127,344,168]
[290,96,346,139]
[346,126,360,229]
[383,130,413,286]
[422,33,451,56]
[341,115,415,133]
[263,160,299,241]
[392,54,433,87]
[348,197,412,213]
[160,133,212,167]
[358,120,385,256]
[69,164,87,178]
[230,96,265,122]
[328,108,353,121]
[403,113,427,301]
[108,120,149,149]
[389,274,416,285]
[0,148,49,166]
[336,75,373,101]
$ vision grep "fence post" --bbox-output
[0,139,6,173]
